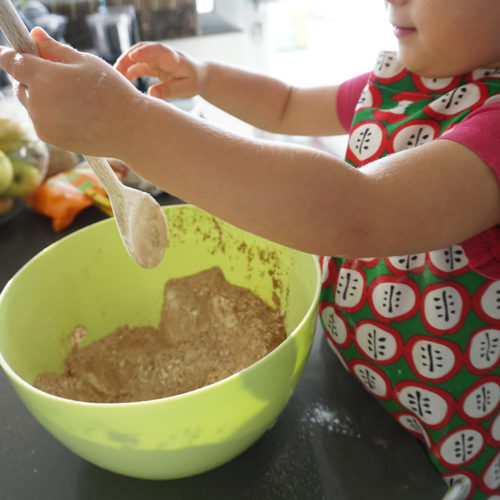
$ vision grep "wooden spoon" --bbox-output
[0,0,168,268]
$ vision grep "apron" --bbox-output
[319,52,500,499]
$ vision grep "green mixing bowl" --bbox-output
[0,205,320,479]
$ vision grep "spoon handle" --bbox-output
[85,156,125,209]
[0,0,37,55]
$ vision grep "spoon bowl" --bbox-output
[121,184,169,268]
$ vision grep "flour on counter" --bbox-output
[302,402,362,439]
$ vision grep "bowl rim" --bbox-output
[0,204,321,408]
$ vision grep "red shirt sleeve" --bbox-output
[438,101,500,279]
[336,72,371,132]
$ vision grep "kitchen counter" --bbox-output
[0,196,447,500]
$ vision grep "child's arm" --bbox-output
[114,42,345,137]
[1,30,499,259]
[118,104,500,259]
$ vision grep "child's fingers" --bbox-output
[147,81,172,99]
[114,42,146,74]
[126,61,163,82]
[129,42,180,73]
[114,53,130,74]
[148,79,191,99]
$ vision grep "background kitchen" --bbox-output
[0,0,396,227]
[0,0,394,222]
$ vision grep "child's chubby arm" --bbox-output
[1,29,500,259]
[114,41,345,137]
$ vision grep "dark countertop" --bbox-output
[0,196,447,500]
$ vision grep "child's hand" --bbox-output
[114,42,208,99]
[0,27,144,158]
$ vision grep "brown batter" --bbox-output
[34,267,286,403]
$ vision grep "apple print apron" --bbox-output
[319,52,500,499]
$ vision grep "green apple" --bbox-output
[0,118,29,153]
[0,150,14,193]
[3,159,41,198]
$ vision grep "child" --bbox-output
[0,0,499,498]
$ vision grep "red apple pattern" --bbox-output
[321,52,500,499]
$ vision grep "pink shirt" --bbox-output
[337,73,500,279]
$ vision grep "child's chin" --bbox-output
[398,47,466,79]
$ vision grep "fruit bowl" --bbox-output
[0,92,49,223]
[0,204,321,479]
